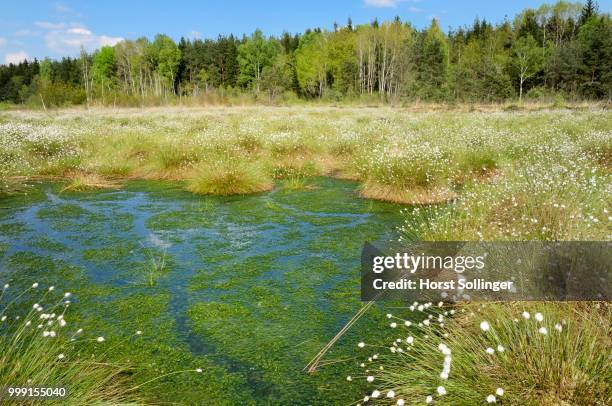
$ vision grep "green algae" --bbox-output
[0,178,406,404]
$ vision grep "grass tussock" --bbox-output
[61,172,121,192]
[187,159,273,196]
[359,182,457,204]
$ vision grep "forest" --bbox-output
[0,0,609,107]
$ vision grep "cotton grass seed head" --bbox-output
[480,320,490,331]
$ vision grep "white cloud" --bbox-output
[0,37,7,47]
[43,24,123,54]
[408,6,424,12]
[4,51,29,65]
[364,0,403,7]
[67,27,93,36]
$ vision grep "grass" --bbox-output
[350,302,611,405]
[60,172,120,192]
[1,106,610,206]
[0,283,139,405]
[0,105,610,403]
[186,158,273,196]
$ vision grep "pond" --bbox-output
[0,177,406,404]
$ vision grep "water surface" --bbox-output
[0,178,404,404]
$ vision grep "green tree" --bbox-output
[418,19,449,98]
[149,34,181,96]
[237,29,280,92]
[577,15,611,98]
[295,31,328,97]
[511,34,543,99]
[260,54,292,101]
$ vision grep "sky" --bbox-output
[1,0,610,64]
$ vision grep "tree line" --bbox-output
[0,0,609,107]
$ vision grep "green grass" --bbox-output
[0,284,140,405]
[353,302,611,405]
[186,158,273,196]
[0,106,610,403]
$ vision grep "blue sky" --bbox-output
[1,0,610,64]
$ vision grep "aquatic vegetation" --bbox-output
[142,246,168,287]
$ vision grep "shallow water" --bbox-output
[0,178,405,404]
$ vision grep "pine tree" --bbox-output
[579,0,598,25]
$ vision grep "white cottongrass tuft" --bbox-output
[32,283,39,288]
[486,347,495,354]
[396,399,405,406]
[554,323,563,332]
[358,342,365,348]
[371,390,380,398]
[497,345,505,352]
[538,327,548,335]
[195,368,203,373]
[96,336,105,342]
[386,390,395,398]
[534,312,544,322]
[486,394,497,403]
[57,353,65,360]
[436,386,446,395]
[522,311,530,319]
[366,375,374,382]
[496,388,504,396]
[425,395,433,403]
[480,320,490,331]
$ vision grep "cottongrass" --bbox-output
[0,282,139,404]
[346,302,611,405]
[0,281,207,404]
